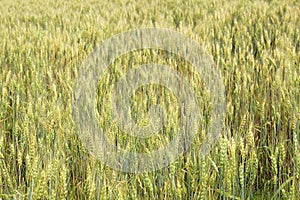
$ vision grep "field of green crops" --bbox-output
[1,0,300,199]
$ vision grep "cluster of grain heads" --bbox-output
[0,151,14,197]
[0,0,299,199]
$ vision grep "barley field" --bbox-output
[0,0,300,199]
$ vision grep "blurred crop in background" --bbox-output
[0,0,299,199]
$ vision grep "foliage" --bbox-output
[0,0,299,199]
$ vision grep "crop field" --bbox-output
[0,0,300,199]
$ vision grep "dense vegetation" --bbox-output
[0,0,299,199]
